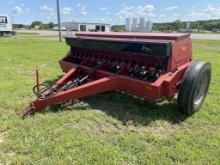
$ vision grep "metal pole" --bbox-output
[56,0,62,42]
[36,69,40,97]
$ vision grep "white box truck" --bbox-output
[0,14,12,36]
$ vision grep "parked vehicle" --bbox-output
[0,14,12,36]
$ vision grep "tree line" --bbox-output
[154,19,220,31]
[112,19,220,32]
[13,21,56,30]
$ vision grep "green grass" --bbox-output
[0,37,219,164]
[18,32,40,36]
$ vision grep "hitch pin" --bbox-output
[36,68,40,97]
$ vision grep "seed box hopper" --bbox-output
[23,32,211,117]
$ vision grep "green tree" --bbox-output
[190,22,199,29]
[173,19,184,30]
[30,21,43,28]
[48,22,54,29]
[111,25,125,32]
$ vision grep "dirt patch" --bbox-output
[89,123,120,134]
[125,121,180,138]
[88,121,180,139]
[146,125,179,138]
[7,152,16,157]
[0,132,7,143]
[72,119,180,138]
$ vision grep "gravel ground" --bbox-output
[191,33,220,40]
[17,30,220,40]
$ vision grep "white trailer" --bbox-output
[62,22,110,32]
[0,14,12,36]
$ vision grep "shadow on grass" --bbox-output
[46,90,188,126]
[38,75,189,126]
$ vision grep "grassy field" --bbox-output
[0,36,219,164]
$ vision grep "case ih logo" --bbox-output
[142,46,153,54]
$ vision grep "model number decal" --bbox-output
[142,46,153,54]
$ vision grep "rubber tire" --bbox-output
[177,61,211,115]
